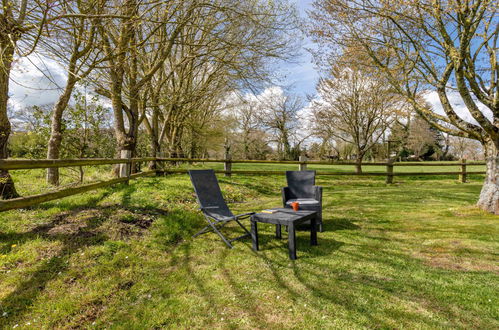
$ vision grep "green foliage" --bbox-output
[8,131,48,158]
[8,105,51,158]
[8,91,116,159]
[60,91,116,159]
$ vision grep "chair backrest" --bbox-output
[188,169,233,218]
[286,170,316,199]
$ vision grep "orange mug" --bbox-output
[291,202,299,211]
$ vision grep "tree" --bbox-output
[61,91,115,182]
[139,0,299,160]
[258,88,303,160]
[449,136,484,160]
[228,96,262,159]
[407,116,439,159]
[8,105,52,159]
[0,0,131,197]
[310,66,397,173]
[222,93,277,160]
[93,0,190,164]
[44,1,105,185]
[309,0,498,213]
[0,1,51,199]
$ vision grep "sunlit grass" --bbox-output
[0,167,497,328]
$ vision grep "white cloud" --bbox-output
[8,54,113,113]
[424,90,492,125]
[8,54,67,110]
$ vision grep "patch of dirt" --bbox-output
[31,209,100,238]
[32,206,163,242]
[413,251,499,273]
[117,280,135,290]
[99,209,155,240]
[36,243,64,260]
[67,298,106,329]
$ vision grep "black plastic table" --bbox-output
[250,208,318,260]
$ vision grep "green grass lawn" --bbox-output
[0,166,497,328]
[176,161,486,174]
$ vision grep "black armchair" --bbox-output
[282,170,323,232]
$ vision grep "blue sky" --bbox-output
[9,1,319,111]
[279,0,319,99]
[8,0,482,137]
[9,0,480,126]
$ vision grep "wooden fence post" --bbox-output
[156,151,166,175]
[459,159,467,183]
[386,160,394,184]
[120,150,132,184]
[224,151,232,177]
[299,155,307,171]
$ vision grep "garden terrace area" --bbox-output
[0,170,497,328]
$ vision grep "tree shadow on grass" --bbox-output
[323,217,361,231]
[221,178,282,197]
[32,187,115,211]
[0,209,108,326]
[178,235,421,327]
[0,184,169,327]
[183,223,460,328]
[203,236,344,327]
[119,183,137,208]
[285,244,492,328]
[163,233,345,328]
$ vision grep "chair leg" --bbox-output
[193,225,212,238]
[193,215,254,248]
[194,217,234,248]
[209,222,234,249]
[234,218,251,236]
[193,217,229,238]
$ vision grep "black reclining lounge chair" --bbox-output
[189,169,253,248]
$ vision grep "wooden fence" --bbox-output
[0,156,486,213]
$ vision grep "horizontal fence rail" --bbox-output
[158,157,391,165]
[155,157,485,184]
[0,171,155,213]
[0,157,155,170]
[155,157,486,166]
[392,162,486,166]
[0,158,486,170]
[0,156,487,213]
[159,169,486,176]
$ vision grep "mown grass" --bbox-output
[0,164,497,329]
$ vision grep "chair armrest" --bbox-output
[314,186,323,203]
[200,206,220,210]
[199,206,220,215]
[234,212,255,219]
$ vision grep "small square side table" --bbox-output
[250,208,318,260]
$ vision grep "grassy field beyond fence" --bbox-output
[0,163,497,328]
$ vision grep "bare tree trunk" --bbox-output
[148,103,160,170]
[46,79,77,186]
[477,140,499,214]
[355,156,363,174]
[243,131,250,159]
[0,41,19,199]
[148,139,160,170]
[168,126,183,158]
[0,119,19,199]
